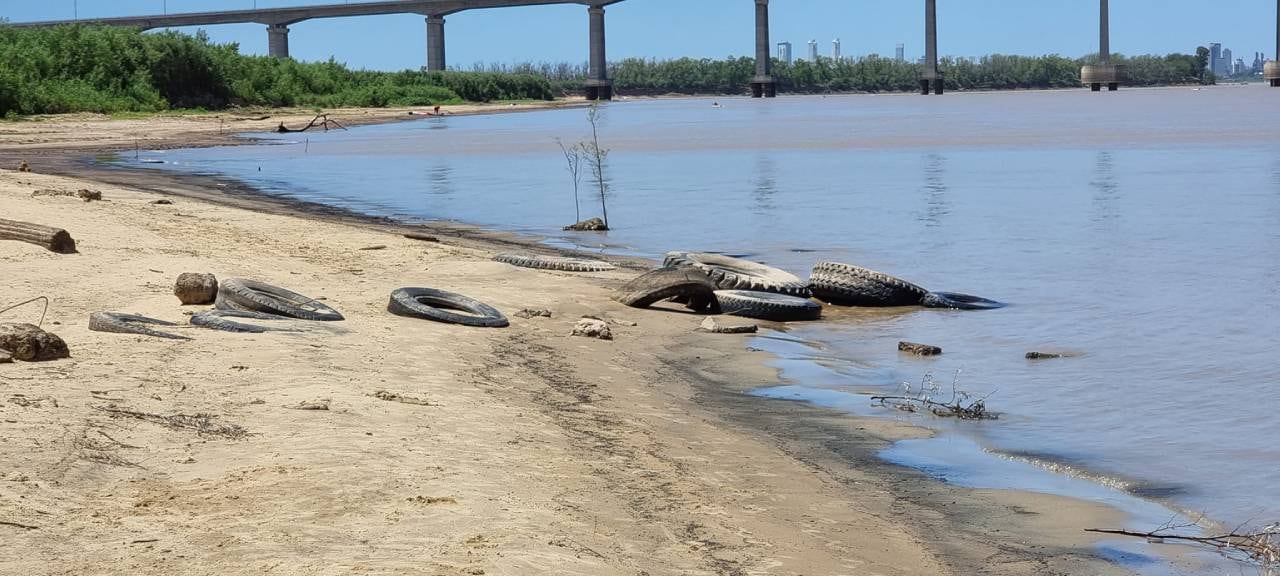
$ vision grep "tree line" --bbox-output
[0,25,555,116]
[0,24,1214,117]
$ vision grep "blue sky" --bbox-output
[4,1,1276,70]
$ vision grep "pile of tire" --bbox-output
[191,278,345,333]
[613,252,823,322]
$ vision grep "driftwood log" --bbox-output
[275,114,348,133]
[0,218,76,253]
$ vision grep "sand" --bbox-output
[0,111,1154,576]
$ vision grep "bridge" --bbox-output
[7,0,1279,99]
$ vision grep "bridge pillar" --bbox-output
[1268,0,1279,87]
[751,0,776,98]
[1082,0,1122,91]
[585,6,612,101]
[267,24,290,59]
[426,16,446,71]
[919,0,942,95]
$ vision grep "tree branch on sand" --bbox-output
[1087,517,1279,574]
[871,370,997,420]
[275,114,348,133]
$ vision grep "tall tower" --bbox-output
[1081,0,1121,91]
[832,38,842,61]
[896,43,905,62]
[807,39,818,61]
[777,41,792,65]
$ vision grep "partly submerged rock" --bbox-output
[898,341,942,356]
[562,217,608,232]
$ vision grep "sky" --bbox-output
[3,0,1277,71]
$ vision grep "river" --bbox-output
[138,85,1280,573]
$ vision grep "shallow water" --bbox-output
[141,88,1280,553]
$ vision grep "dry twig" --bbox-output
[871,370,997,420]
[93,404,248,439]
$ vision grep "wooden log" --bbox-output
[0,218,76,253]
[898,341,943,356]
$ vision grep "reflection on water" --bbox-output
[918,153,949,229]
[1090,151,1120,226]
[752,154,777,215]
[147,88,1280,547]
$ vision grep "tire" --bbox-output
[495,253,616,272]
[921,291,1006,310]
[89,312,189,340]
[388,288,509,328]
[712,290,822,322]
[612,266,716,311]
[808,262,927,307]
[664,252,810,297]
[190,309,299,334]
[215,278,344,321]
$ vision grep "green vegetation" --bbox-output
[0,24,554,116]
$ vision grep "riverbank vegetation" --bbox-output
[0,23,1215,117]
[480,51,1211,96]
[0,25,554,116]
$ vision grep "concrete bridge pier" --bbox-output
[426,16,446,71]
[1082,0,1121,91]
[267,24,290,59]
[584,6,613,100]
[919,0,942,95]
[751,0,776,98]
[1267,0,1280,87]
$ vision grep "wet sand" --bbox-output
[0,110,1150,575]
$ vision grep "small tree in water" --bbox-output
[582,103,610,230]
[555,138,583,223]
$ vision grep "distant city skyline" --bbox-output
[3,0,1275,71]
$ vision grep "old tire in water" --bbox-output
[388,288,509,328]
[713,290,822,322]
[664,252,810,297]
[89,312,189,340]
[808,262,927,307]
[920,291,1006,310]
[494,253,616,272]
[613,266,717,311]
[215,278,344,321]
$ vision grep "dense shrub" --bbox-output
[0,25,553,116]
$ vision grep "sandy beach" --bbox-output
[0,110,1150,575]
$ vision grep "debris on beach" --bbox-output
[572,317,613,340]
[0,323,70,362]
[872,371,997,420]
[698,317,758,334]
[562,217,608,231]
[150,199,174,205]
[372,390,435,406]
[174,273,218,305]
[899,341,942,356]
[285,398,331,411]
[403,232,439,242]
[358,245,387,251]
[0,350,12,364]
[89,312,190,340]
[515,308,552,319]
[0,218,77,253]
[93,404,248,438]
[31,188,101,202]
[17,160,30,172]
[613,267,716,311]
[275,114,347,133]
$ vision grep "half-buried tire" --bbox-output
[664,252,811,297]
[215,278,344,321]
[713,290,822,322]
[495,253,616,272]
[808,262,927,307]
[920,291,1006,310]
[388,288,509,328]
[612,266,716,311]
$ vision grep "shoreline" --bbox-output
[0,107,1198,574]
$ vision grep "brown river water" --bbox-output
[140,85,1280,573]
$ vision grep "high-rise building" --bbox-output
[1254,52,1265,74]
[832,38,841,61]
[1234,58,1245,75]
[807,39,818,61]
[1222,48,1233,75]
[895,43,905,62]
[1210,43,1223,75]
[777,42,793,65]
